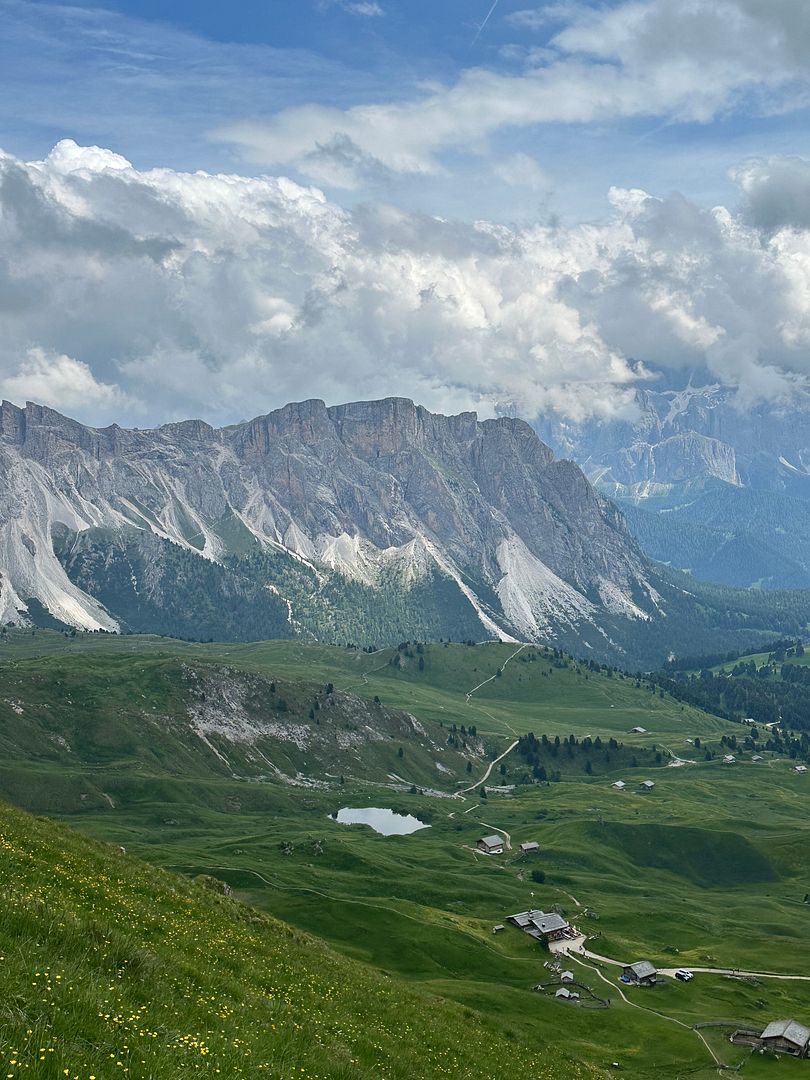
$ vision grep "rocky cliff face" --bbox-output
[533,383,810,591]
[0,396,660,648]
[535,383,810,501]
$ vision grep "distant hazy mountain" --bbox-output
[0,397,806,666]
[534,384,810,589]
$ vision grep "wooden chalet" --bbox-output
[622,960,657,987]
[477,834,504,855]
[760,1020,810,1057]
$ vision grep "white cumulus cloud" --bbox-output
[0,348,131,418]
[3,140,810,426]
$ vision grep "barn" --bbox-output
[760,1019,810,1057]
[622,961,657,987]
[477,835,504,855]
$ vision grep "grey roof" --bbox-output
[530,912,569,934]
[560,971,574,981]
[761,1020,810,1047]
[509,909,538,927]
[479,834,503,848]
[640,780,655,789]
[612,780,626,788]
[555,987,572,998]
[520,841,540,851]
[627,960,657,979]
[510,908,569,933]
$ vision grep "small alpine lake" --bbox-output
[330,806,430,836]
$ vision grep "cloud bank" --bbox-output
[217,0,810,188]
[3,140,810,426]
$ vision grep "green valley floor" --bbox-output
[1,632,809,1078]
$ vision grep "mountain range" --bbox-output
[534,383,810,589]
[0,395,807,667]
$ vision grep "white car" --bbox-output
[675,969,694,982]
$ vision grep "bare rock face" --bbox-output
[532,382,810,592]
[534,382,810,500]
[600,432,740,491]
[0,394,661,647]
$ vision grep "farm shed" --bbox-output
[520,841,540,854]
[611,780,626,790]
[760,1019,810,1057]
[477,835,504,855]
[639,780,655,792]
[623,961,657,987]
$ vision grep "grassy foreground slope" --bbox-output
[5,633,810,1076]
[0,800,600,1080]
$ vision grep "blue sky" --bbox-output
[3,1,810,426]
[4,0,810,225]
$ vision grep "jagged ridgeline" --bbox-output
[1,397,809,667]
[535,381,810,590]
[0,800,603,1080]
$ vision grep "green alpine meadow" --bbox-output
[0,801,598,1080]
[2,630,810,1077]
[6,3,810,1073]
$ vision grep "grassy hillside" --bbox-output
[4,632,810,1077]
[0,644,489,798]
[0,630,728,728]
[0,799,599,1080]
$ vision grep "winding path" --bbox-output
[339,656,390,693]
[659,966,810,982]
[455,739,519,796]
[464,643,529,703]
[568,955,724,1069]
[577,946,810,983]
[476,821,512,850]
[452,643,527,798]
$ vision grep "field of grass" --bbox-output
[0,799,601,1080]
[58,762,810,1079]
[2,631,810,1077]
[0,631,731,739]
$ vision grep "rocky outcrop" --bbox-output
[597,432,740,494]
[533,382,810,591]
[535,382,810,500]
[0,395,659,644]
